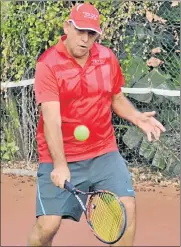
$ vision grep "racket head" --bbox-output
[86,190,127,244]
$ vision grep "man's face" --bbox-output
[63,21,99,58]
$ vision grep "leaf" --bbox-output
[152,149,167,170]
[7,142,15,148]
[174,30,179,45]
[140,69,171,88]
[126,56,149,84]
[165,156,180,174]
[135,27,145,41]
[153,14,167,24]
[122,127,143,149]
[157,135,180,168]
[139,137,157,160]
[0,145,7,152]
[171,1,179,7]
[146,10,154,22]
[169,96,180,106]
[146,57,164,67]
[151,47,162,55]
[2,153,10,160]
[159,109,178,124]
[146,9,167,24]
[173,163,180,176]
[129,69,171,103]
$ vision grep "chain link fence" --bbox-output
[1,84,180,176]
[1,0,180,177]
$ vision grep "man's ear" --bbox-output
[63,21,70,35]
[95,34,101,42]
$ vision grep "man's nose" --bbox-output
[81,31,89,43]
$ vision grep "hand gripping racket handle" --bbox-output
[64,180,87,212]
[64,180,76,194]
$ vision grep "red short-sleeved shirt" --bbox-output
[34,35,125,163]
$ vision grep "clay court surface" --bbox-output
[1,173,180,246]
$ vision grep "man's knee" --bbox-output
[37,215,62,235]
[28,215,62,245]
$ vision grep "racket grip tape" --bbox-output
[64,180,76,193]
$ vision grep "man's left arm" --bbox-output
[112,92,141,126]
[112,92,166,142]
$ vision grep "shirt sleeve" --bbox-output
[34,62,59,105]
[111,51,125,95]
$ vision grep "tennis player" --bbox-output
[28,3,166,246]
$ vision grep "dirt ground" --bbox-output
[1,173,180,246]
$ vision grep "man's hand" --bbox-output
[136,111,166,142]
[112,93,166,142]
[51,165,71,189]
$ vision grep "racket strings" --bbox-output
[88,193,124,242]
[90,194,123,241]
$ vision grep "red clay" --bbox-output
[1,173,180,246]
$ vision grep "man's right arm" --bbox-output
[41,101,67,168]
[34,61,70,188]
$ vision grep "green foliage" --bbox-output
[1,0,180,175]
[121,96,180,175]
[1,0,71,82]
[1,141,19,161]
[0,95,21,162]
[120,34,138,87]
[2,0,180,86]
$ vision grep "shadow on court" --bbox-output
[1,174,180,246]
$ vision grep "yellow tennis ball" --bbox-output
[74,125,90,141]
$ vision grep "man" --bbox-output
[28,3,166,246]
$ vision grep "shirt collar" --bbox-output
[55,35,99,58]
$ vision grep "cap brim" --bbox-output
[68,19,102,35]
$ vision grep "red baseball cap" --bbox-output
[68,3,102,34]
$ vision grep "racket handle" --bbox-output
[64,180,76,193]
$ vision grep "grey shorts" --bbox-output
[36,151,135,222]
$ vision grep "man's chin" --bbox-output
[73,51,89,59]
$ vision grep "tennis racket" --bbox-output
[64,180,127,244]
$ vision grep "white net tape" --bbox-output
[1,79,180,96]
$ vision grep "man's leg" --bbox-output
[28,215,62,246]
[28,162,91,246]
[90,151,136,247]
[112,197,136,246]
